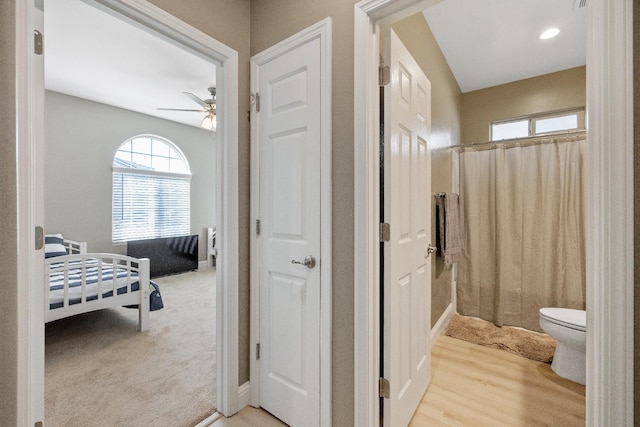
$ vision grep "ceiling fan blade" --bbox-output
[183,92,210,109]
[157,108,207,112]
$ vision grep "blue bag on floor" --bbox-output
[149,281,164,311]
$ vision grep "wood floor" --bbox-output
[410,335,585,426]
[212,335,585,427]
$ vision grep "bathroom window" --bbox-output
[491,109,585,141]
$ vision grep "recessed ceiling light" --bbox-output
[539,28,560,40]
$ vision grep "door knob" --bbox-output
[291,255,317,269]
[425,244,437,258]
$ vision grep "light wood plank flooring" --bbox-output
[410,335,585,426]
[211,335,585,426]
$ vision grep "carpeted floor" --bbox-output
[45,267,216,427]
[445,314,556,363]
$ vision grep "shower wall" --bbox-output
[391,13,462,328]
[461,66,586,144]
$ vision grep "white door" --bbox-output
[253,30,323,427]
[382,28,432,427]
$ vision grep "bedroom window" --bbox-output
[490,109,585,141]
[112,135,191,243]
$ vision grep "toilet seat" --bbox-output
[539,308,586,332]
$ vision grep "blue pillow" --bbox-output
[45,234,67,258]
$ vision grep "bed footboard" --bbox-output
[45,253,151,332]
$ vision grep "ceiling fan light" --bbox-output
[201,113,216,131]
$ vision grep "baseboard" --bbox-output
[238,381,251,410]
[431,302,455,346]
[193,412,222,427]
[198,260,208,270]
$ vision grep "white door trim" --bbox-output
[15,0,44,424]
[353,0,634,426]
[585,0,634,424]
[16,0,241,421]
[250,17,332,426]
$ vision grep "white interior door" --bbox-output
[253,32,322,427]
[382,28,432,427]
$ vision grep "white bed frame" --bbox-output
[45,239,150,331]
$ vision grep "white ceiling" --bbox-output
[44,0,587,127]
[422,0,587,93]
[44,0,217,129]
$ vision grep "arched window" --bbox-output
[112,135,191,243]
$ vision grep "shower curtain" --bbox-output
[457,134,586,332]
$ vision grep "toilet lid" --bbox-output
[540,308,586,332]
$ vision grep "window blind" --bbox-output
[113,171,190,242]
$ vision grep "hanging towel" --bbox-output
[444,193,461,268]
[435,194,446,256]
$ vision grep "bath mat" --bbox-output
[445,314,556,363]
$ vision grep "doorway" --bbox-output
[17,0,240,423]
[353,0,634,425]
[43,1,218,423]
[249,18,332,427]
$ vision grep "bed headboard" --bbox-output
[64,239,87,254]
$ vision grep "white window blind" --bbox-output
[112,135,191,243]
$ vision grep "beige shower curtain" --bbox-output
[457,134,586,332]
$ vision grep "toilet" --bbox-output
[539,307,586,385]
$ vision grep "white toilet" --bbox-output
[539,307,586,385]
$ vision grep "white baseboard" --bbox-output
[431,302,455,346]
[238,381,251,410]
[193,412,222,427]
[198,260,208,270]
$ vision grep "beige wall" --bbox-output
[250,1,358,424]
[390,13,462,328]
[461,66,586,144]
[0,1,18,424]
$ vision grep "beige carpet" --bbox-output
[45,268,216,427]
[445,314,556,363]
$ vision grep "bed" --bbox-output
[44,234,150,332]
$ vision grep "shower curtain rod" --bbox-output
[449,130,586,152]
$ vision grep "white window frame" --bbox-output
[112,135,192,243]
[490,108,586,141]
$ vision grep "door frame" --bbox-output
[15,0,241,421]
[249,18,333,426]
[353,0,634,426]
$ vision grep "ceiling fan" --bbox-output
[158,86,217,131]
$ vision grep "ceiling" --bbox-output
[45,0,217,129]
[422,0,587,93]
[44,0,587,128]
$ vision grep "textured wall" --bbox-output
[391,13,462,328]
[250,1,358,424]
[462,66,586,144]
[0,1,18,425]
[45,91,215,260]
